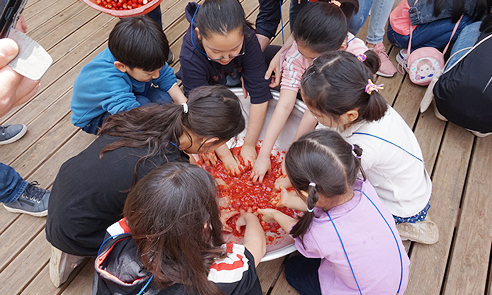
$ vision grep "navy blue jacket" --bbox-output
[176,2,272,104]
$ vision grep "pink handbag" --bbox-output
[405,15,462,86]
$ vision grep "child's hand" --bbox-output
[274,175,292,191]
[265,50,282,88]
[220,209,239,233]
[250,156,271,183]
[235,210,259,233]
[221,154,243,176]
[257,208,279,223]
[240,76,249,99]
[240,144,258,167]
[199,152,218,167]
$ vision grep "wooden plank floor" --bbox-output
[1,0,492,294]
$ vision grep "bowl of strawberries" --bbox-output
[82,0,162,17]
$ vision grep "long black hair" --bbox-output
[292,0,359,53]
[124,162,225,295]
[99,85,245,184]
[301,50,387,125]
[285,129,363,243]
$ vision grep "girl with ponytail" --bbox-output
[258,129,409,295]
[298,50,438,245]
[46,85,245,280]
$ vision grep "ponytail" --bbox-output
[301,50,388,124]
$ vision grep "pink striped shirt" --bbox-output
[280,33,368,92]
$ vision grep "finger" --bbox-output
[250,170,258,182]
[258,174,265,184]
[264,65,274,80]
[0,39,19,68]
[13,80,39,107]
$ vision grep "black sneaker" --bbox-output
[0,124,27,145]
[3,181,50,217]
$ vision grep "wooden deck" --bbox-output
[1,0,492,294]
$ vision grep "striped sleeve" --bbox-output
[209,244,261,295]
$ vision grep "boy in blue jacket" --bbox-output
[71,16,187,135]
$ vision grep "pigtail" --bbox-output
[290,184,319,240]
[362,90,388,122]
[289,185,318,244]
[338,0,359,19]
[361,50,379,75]
[350,143,367,181]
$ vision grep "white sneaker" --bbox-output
[468,130,492,137]
[432,100,448,122]
[396,220,439,244]
[395,49,408,73]
[49,246,86,287]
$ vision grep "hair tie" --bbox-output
[182,102,188,114]
[307,207,314,212]
[350,144,361,159]
[331,0,341,7]
[356,53,366,62]
[365,79,384,95]
[309,182,316,187]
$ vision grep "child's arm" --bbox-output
[264,35,294,88]
[241,101,269,167]
[236,212,266,267]
[292,111,318,142]
[257,208,297,234]
[167,83,188,104]
[277,187,308,211]
[251,89,298,183]
[215,144,243,176]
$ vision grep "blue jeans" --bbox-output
[285,255,322,295]
[387,15,474,50]
[349,0,395,44]
[0,163,28,203]
[446,21,482,70]
[81,87,173,135]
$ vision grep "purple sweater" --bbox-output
[295,179,410,294]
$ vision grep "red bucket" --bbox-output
[81,0,163,18]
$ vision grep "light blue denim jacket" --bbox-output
[408,0,478,25]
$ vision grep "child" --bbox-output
[71,16,187,135]
[299,50,438,244]
[177,0,276,175]
[252,0,368,183]
[93,162,266,295]
[46,86,245,287]
[258,129,409,295]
